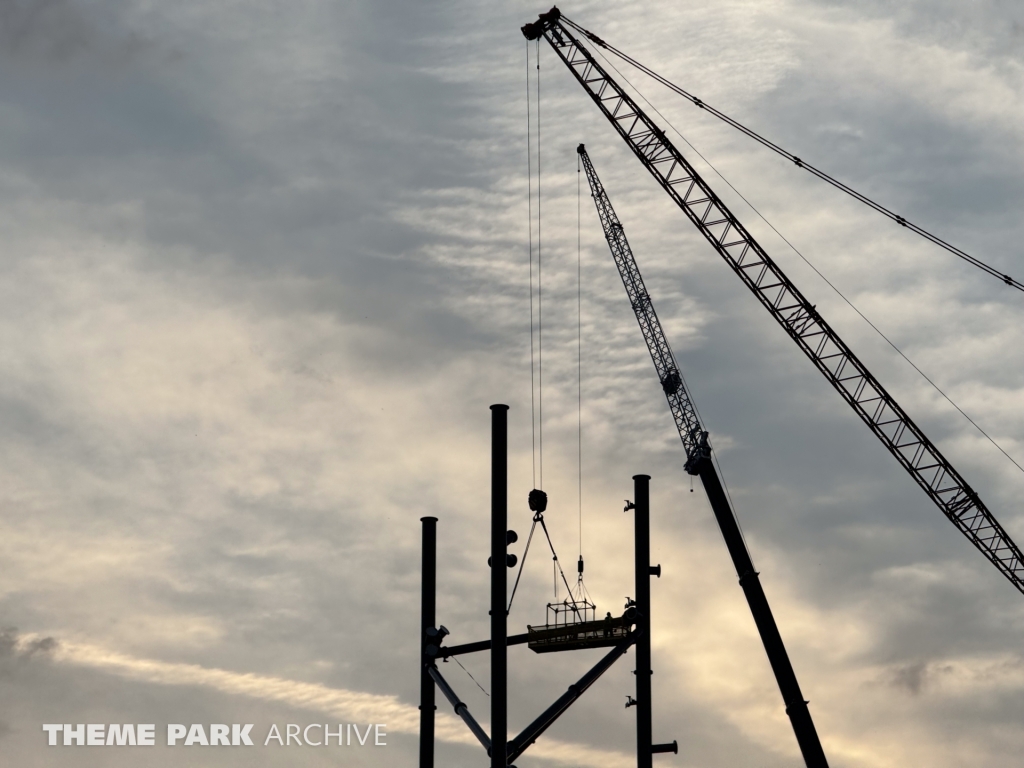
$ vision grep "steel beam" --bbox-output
[633,474,653,768]
[507,633,638,763]
[438,633,531,659]
[490,404,509,768]
[419,516,438,768]
[427,664,492,753]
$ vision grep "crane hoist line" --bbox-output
[521,8,1024,597]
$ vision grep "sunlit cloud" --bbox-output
[29,634,635,767]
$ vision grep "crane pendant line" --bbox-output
[522,8,1024,597]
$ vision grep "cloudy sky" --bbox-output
[1,0,1023,766]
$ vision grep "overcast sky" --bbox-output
[1,1,1023,766]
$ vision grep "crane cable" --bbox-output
[537,37,545,491]
[515,39,599,619]
[540,514,579,604]
[576,155,592,600]
[526,40,537,489]
[512,41,582,616]
[508,514,539,612]
[577,148,584,572]
[451,655,489,697]
[561,15,1024,294]
[508,510,582,614]
[527,38,547,490]
[580,28,1024,479]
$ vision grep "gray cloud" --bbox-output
[0,0,146,67]
[890,660,929,694]
[0,627,57,661]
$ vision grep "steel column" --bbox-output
[420,516,437,768]
[633,474,653,768]
[490,404,509,767]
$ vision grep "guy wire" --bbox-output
[452,655,489,697]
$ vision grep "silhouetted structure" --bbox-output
[418,406,675,766]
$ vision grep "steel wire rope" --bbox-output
[537,37,544,490]
[561,15,1024,294]
[507,515,539,613]
[526,40,537,488]
[511,42,582,619]
[512,42,544,617]
[577,150,584,567]
[538,514,582,613]
[452,655,489,697]
[583,38,1024,481]
[508,511,582,616]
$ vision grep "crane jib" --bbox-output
[579,142,831,768]
[576,144,705,464]
[526,10,1024,596]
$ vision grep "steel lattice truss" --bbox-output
[532,13,1024,596]
[578,147,706,464]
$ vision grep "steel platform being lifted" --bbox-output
[527,602,635,653]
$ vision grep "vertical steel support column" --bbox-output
[419,516,437,768]
[696,459,828,768]
[633,474,653,768]
[490,404,509,768]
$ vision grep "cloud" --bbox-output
[14,631,636,767]
[889,660,928,695]
[0,627,57,659]
[0,0,146,68]
[0,1,1023,766]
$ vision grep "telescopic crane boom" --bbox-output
[523,7,1024,597]
[578,143,829,768]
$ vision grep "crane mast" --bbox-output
[523,7,1024,597]
[578,143,829,768]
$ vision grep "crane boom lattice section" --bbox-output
[525,10,1024,596]
[578,147,704,463]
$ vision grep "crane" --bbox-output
[578,143,830,767]
[521,7,1024,597]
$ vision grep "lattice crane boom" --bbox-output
[578,145,704,461]
[579,142,829,768]
[523,7,1024,597]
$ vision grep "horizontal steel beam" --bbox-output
[437,633,531,659]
